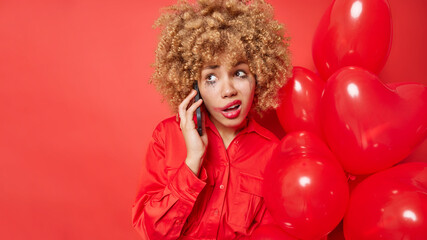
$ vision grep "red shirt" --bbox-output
[132,115,279,239]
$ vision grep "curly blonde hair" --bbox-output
[151,0,292,113]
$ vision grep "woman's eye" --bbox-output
[206,74,217,83]
[235,70,247,78]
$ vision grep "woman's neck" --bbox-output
[210,116,248,149]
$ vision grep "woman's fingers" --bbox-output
[178,89,204,132]
[178,89,207,173]
[186,98,203,119]
[201,108,208,139]
[182,89,197,108]
[178,89,197,123]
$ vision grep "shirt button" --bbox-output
[219,184,225,190]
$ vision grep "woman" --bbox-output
[132,0,292,239]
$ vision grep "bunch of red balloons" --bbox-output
[254,0,427,239]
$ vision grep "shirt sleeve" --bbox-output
[132,123,207,239]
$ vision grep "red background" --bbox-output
[1,0,425,239]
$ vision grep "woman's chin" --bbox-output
[216,115,248,130]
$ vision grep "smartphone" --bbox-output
[193,81,203,136]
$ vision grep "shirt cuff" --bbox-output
[168,162,207,202]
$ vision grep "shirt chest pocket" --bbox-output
[227,172,264,229]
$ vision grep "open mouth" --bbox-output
[219,100,242,119]
[223,104,240,112]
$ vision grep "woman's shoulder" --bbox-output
[156,115,180,128]
[151,115,181,139]
[249,118,280,144]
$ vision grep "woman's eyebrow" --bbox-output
[203,65,219,70]
[234,61,247,67]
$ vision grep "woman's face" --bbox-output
[198,60,256,132]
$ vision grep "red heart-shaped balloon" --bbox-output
[312,0,392,80]
[276,67,325,139]
[343,162,427,240]
[321,66,427,175]
[250,225,298,240]
[264,131,349,240]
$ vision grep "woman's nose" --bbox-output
[221,78,237,98]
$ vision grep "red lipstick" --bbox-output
[216,100,242,119]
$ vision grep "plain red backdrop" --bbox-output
[0,0,425,239]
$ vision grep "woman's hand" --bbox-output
[178,89,208,176]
